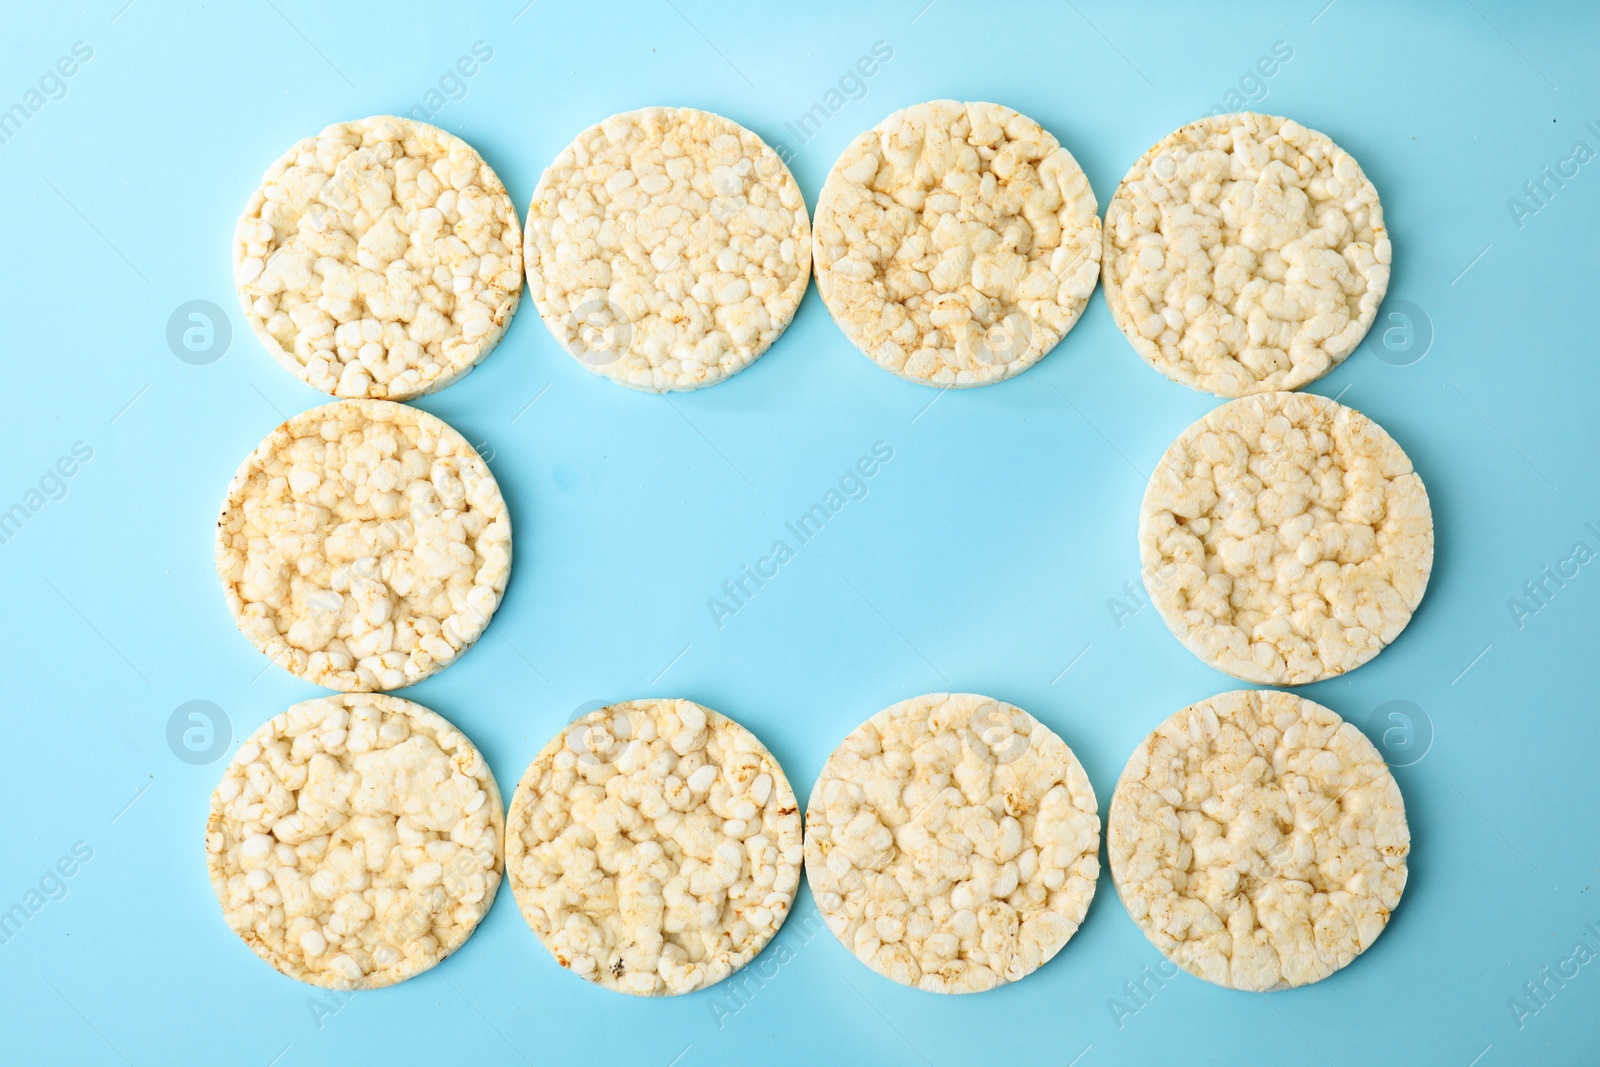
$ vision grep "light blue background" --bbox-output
[2,1,1597,1063]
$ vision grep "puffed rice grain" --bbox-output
[813,101,1101,387]
[234,116,523,399]
[805,693,1099,993]
[1139,390,1432,685]
[206,693,503,989]
[216,399,512,692]
[1103,112,1389,396]
[1108,689,1408,991]
[505,699,803,995]
[523,108,810,392]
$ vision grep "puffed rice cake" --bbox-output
[804,693,1100,993]
[523,107,811,392]
[1103,112,1389,397]
[216,399,512,692]
[505,699,804,995]
[1140,390,1432,686]
[1108,689,1408,991]
[206,693,504,989]
[813,100,1101,387]
[234,115,523,399]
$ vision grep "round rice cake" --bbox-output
[523,107,810,392]
[234,115,523,399]
[812,100,1101,387]
[1103,112,1390,397]
[205,693,504,989]
[505,699,803,995]
[804,693,1100,993]
[1108,689,1409,991]
[216,398,512,692]
[1140,390,1432,686]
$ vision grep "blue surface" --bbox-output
[2,1,1598,1064]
